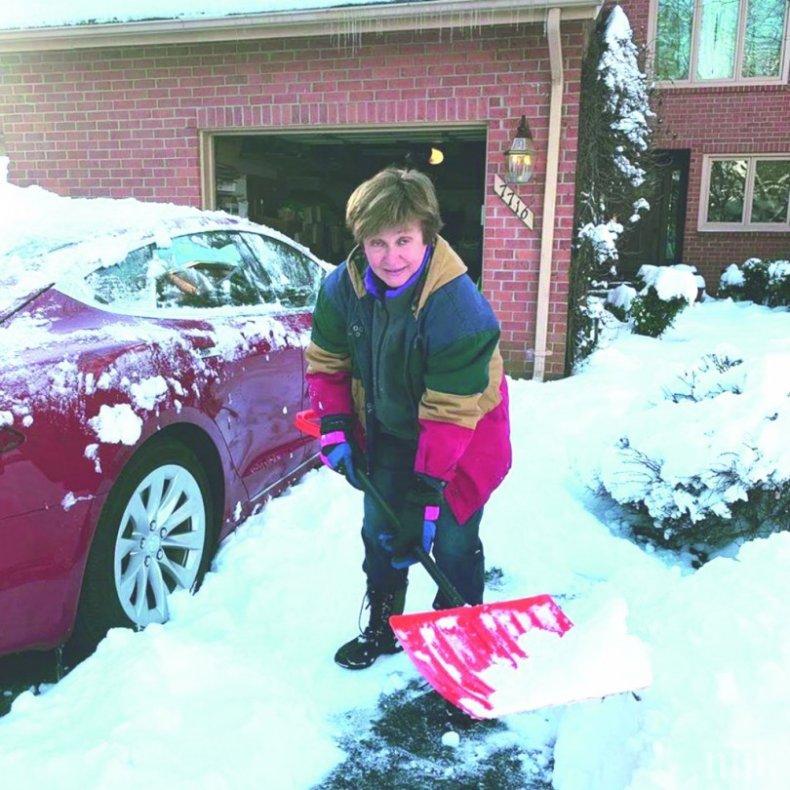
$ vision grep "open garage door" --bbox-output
[210,128,487,284]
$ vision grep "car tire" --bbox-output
[68,437,217,659]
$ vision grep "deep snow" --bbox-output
[0,297,787,788]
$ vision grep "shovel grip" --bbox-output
[355,468,467,609]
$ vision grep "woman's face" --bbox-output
[362,221,427,289]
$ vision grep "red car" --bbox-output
[0,202,327,656]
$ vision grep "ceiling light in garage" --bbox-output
[428,147,444,166]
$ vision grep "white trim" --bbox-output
[697,153,790,232]
[199,131,215,212]
[688,0,702,82]
[532,6,564,382]
[646,0,790,87]
[199,122,488,214]
[0,0,602,52]
[732,0,749,81]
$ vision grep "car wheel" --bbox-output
[69,438,217,655]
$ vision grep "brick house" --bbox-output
[618,0,789,291]
[0,1,787,379]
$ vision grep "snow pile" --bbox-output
[130,376,169,410]
[636,265,699,304]
[553,532,790,790]
[0,175,328,317]
[0,300,787,788]
[475,599,651,718]
[0,0,403,29]
[0,178,210,315]
[88,404,143,446]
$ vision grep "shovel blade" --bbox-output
[390,594,574,719]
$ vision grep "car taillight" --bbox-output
[0,427,24,454]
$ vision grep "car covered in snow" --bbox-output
[0,176,329,656]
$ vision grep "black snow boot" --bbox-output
[334,585,407,670]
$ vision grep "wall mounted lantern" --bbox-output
[504,115,535,184]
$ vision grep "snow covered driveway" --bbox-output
[1,299,788,789]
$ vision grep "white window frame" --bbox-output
[647,0,790,86]
[698,153,790,232]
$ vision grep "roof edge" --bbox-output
[0,0,602,52]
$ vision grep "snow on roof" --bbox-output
[0,0,411,31]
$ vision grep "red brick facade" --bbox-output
[5,2,781,376]
[0,21,590,379]
[621,0,790,291]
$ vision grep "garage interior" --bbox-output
[213,129,487,283]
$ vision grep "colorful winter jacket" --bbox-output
[305,235,512,524]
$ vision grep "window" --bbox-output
[84,244,157,307]
[652,0,789,83]
[84,232,273,310]
[240,233,323,310]
[157,231,264,309]
[699,154,790,230]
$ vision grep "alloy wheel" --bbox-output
[113,464,207,626]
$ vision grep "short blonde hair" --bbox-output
[345,167,443,244]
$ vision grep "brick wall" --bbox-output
[620,0,790,291]
[0,21,589,378]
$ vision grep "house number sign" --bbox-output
[494,174,533,229]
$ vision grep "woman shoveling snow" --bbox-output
[305,167,512,670]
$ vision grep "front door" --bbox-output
[618,149,690,277]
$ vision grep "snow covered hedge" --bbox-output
[567,4,655,366]
[719,257,790,307]
[597,346,790,551]
[604,263,701,338]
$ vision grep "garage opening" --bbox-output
[212,128,487,284]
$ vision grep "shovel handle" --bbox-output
[295,410,467,608]
[355,467,467,609]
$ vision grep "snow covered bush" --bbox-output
[662,351,744,402]
[630,293,686,338]
[598,346,790,551]
[567,5,655,368]
[742,257,772,303]
[625,264,698,337]
[718,257,790,307]
[604,283,636,321]
[767,260,790,306]
[718,262,746,299]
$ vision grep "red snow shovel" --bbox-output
[295,410,647,719]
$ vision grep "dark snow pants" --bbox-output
[361,433,485,606]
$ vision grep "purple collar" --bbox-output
[363,245,433,300]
